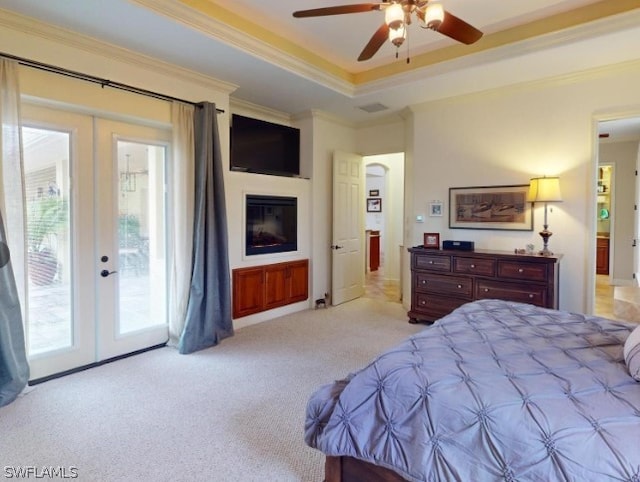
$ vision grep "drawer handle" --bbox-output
[470,264,475,268]
[457,284,463,289]
[518,268,524,273]
[421,280,428,285]
[484,288,490,292]
[428,261,434,265]
[421,300,426,305]
[528,294,534,299]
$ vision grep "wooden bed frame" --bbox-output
[324,456,407,482]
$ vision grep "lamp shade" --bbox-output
[424,2,444,29]
[385,3,404,30]
[527,177,562,203]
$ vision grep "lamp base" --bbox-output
[539,227,553,256]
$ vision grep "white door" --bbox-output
[95,119,170,360]
[21,106,170,380]
[22,105,96,380]
[332,151,364,305]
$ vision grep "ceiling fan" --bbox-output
[293,0,483,62]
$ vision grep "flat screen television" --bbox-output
[230,114,300,177]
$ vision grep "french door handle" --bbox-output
[331,245,343,250]
[100,269,117,278]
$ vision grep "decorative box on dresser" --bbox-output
[408,248,560,323]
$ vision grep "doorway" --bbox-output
[21,104,170,380]
[594,118,640,320]
[364,154,405,303]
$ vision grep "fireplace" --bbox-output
[245,194,297,256]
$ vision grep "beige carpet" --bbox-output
[0,297,424,481]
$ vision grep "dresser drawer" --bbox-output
[414,273,473,298]
[413,254,451,272]
[453,256,496,277]
[412,293,468,321]
[498,261,547,282]
[476,280,546,307]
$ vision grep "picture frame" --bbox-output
[429,201,443,217]
[367,197,382,212]
[423,233,440,249]
[449,184,532,231]
[369,189,379,196]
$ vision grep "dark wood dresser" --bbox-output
[408,248,560,323]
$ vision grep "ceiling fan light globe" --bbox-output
[425,2,444,30]
[389,25,406,47]
[385,3,404,30]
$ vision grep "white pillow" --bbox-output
[624,324,640,381]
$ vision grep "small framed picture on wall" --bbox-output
[367,198,382,212]
[423,233,440,249]
[429,201,444,217]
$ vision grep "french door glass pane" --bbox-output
[23,127,72,354]
[117,141,166,334]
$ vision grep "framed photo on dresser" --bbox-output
[423,233,440,249]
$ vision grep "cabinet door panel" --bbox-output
[232,267,264,318]
[265,264,288,310]
[288,260,309,303]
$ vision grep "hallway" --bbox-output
[364,268,401,304]
[595,274,616,319]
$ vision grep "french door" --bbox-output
[22,105,170,380]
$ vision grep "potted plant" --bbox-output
[27,195,68,286]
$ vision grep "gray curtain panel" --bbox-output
[0,211,29,406]
[178,102,233,354]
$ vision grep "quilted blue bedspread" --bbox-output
[305,300,640,481]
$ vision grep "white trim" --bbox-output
[0,8,237,95]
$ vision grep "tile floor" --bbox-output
[364,268,401,303]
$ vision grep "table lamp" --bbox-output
[527,176,562,256]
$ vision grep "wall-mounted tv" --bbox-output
[230,114,300,177]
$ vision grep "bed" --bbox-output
[305,299,640,482]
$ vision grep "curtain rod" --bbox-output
[1,52,225,114]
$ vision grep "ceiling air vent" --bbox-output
[357,102,389,113]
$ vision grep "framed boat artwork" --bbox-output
[449,184,533,231]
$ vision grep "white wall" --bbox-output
[304,112,357,304]
[401,60,640,314]
[599,140,640,284]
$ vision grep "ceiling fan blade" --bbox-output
[437,11,483,45]
[358,23,390,61]
[293,4,385,18]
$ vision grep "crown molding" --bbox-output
[230,98,294,124]
[297,109,357,129]
[354,8,640,97]
[0,7,238,95]
[410,57,640,114]
[131,0,356,97]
